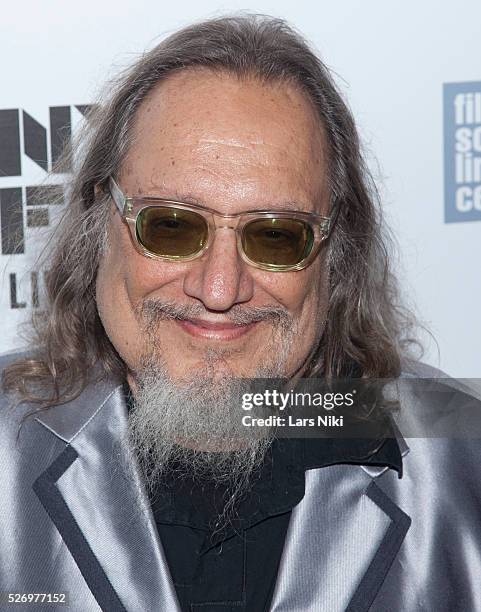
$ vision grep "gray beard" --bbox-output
[127,300,300,518]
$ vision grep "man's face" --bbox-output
[96,69,330,382]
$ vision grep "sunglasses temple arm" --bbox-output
[108,177,128,214]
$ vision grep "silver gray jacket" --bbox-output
[1,352,481,612]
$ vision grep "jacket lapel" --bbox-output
[269,462,411,612]
[33,379,181,612]
[31,375,410,612]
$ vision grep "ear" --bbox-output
[94,183,106,199]
[93,183,115,211]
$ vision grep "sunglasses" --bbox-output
[108,177,336,272]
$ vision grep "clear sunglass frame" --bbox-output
[108,176,335,272]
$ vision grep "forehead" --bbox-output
[121,69,328,213]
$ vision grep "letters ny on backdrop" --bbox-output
[0,106,90,319]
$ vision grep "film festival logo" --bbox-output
[444,81,481,223]
[0,105,91,309]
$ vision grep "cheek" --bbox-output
[263,259,329,358]
[128,257,180,288]
[294,271,327,336]
[102,216,184,303]
[255,257,325,315]
[94,221,163,368]
[95,247,134,337]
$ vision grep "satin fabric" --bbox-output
[1,351,481,611]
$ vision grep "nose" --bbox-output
[183,227,254,311]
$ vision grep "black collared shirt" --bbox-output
[126,392,402,612]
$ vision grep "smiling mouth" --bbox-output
[176,318,258,340]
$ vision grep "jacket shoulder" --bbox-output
[0,348,32,369]
[400,358,480,400]
[0,349,40,423]
[400,358,447,379]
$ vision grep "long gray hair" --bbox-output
[2,14,420,406]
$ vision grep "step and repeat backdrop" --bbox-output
[1,1,480,376]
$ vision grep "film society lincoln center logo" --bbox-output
[444,81,481,223]
[0,105,91,309]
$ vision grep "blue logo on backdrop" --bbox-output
[443,81,481,223]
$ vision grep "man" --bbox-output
[1,14,480,612]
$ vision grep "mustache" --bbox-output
[138,299,293,330]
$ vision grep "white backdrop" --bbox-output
[1,0,480,376]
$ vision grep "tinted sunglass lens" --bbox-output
[242,218,314,267]
[136,207,208,257]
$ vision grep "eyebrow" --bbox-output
[137,189,314,213]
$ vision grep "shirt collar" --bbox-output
[125,386,403,547]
